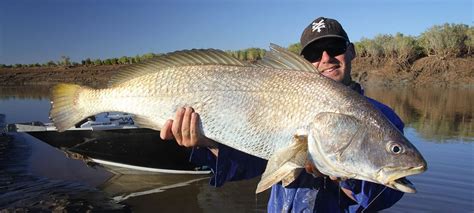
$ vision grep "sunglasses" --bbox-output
[302,39,349,63]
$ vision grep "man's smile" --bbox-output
[320,65,340,73]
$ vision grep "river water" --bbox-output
[0,86,472,212]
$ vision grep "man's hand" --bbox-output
[305,160,356,201]
[160,107,219,155]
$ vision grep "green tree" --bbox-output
[237,50,247,60]
[119,56,129,64]
[246,48,260,61]
[82,58,92,66]
[140,53,155,62]
[258,48,266,59]
[134,55,141,64]
[111,58,119,65]
[93,59,102,66]
[287,43,302,54]
[103,58,112,65]
[59,55,71,67]
[46,61,56,67]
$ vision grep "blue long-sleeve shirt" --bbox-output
[190,97,405,212]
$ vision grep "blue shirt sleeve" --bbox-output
[340,179,404,212]
[189,143,267,187]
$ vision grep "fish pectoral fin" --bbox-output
[256,163,304,193]
[281,167,304,187]
[256,134,308,193]
[133,115,161,130]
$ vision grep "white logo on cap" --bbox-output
[312,19,326,33]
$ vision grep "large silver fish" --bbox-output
[50,44,427,193]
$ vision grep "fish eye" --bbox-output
[387,142,404,155]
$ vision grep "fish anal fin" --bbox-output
[256,132,308,193]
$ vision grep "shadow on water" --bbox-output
[0,134,129,212]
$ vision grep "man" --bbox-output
[161,17,405,212]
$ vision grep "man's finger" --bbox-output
[172,107,185,144]
[190,112,200,145]
[160,119,174,140]
[181,107,194,140]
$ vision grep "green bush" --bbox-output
[384,33,423,63]
[354,41,368,57]
[360,37,384,58]
[466,26,474,55]
[419,23,470,57]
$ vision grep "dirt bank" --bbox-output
[352,56,474,88]
[1,56,473,88]
[0,65,125,88]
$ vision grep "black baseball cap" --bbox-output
[300,17,349,56]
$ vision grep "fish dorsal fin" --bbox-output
[108,49,251,86]
[256,43,318,72]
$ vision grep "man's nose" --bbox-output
[320,50,331,63]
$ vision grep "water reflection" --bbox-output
[0,86,51,100]
[1,85,473,212]
[365,86,473,142]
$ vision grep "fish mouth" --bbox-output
[383,165,426,193]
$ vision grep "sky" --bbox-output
[0,0,472,65]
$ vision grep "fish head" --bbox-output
[307,112,427,193]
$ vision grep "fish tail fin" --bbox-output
[50,83,90,132]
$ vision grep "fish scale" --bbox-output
[79,64,340,159]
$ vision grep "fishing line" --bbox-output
[362,186,387,213]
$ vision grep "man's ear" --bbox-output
[347,43,356,60]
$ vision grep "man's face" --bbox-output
[302,38,355,85]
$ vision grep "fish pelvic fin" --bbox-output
[50,83,89,132]
[256,133,308,193]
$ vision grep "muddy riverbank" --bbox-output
[1,56,472,88]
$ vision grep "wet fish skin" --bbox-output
[50,44,427,193]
